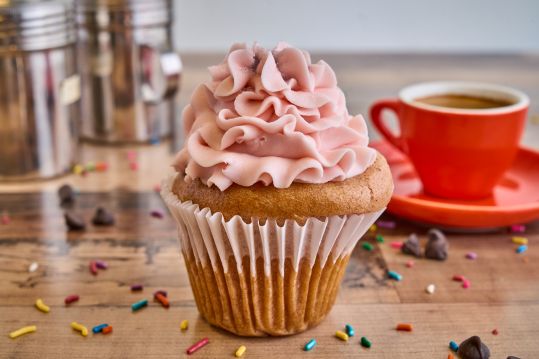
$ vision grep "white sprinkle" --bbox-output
[28,262,39,273]
[426,284,436,294]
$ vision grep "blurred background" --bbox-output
[172,0,539,148]
[174,0,539,53]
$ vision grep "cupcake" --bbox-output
[162,42,393,336]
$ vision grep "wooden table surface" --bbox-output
[1,54,538,359]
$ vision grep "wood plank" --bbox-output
[1,303,536,358]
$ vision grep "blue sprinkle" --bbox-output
[304,339,317,351]
[388,270,403,281]
[449,340,459,352]
[345,324,355,337]
[131,299,148,312]
[516,245,528,254]
[92,323,108,333]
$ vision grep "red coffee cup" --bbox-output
[370,82,529,199]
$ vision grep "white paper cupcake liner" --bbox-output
[161,174,384,277]
[161,174,385,336]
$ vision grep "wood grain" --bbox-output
[1,54,539,358]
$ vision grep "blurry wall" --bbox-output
[174,0,539,53]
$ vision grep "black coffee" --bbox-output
[415,94,514,109]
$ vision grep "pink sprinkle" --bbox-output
[390,241,404,249]
[1,212,10,225]
[127,150,137,161]
[465,252,478,260]
[376,220,396,229]
[153,184,161,193]
[95,260,108,270]
[405,260,415,268]
[452,275,465,282]
[131,284,144,291]
[89,261,98,275]
[462,279,471,289]
[510,224,526,233]
[150,210,164,219]
[129,162,138,171]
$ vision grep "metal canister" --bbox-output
[0,0,79,180]
[76,0,182,143]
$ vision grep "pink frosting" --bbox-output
[173,43,377,191]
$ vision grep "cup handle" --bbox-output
[369,99,405,152]
[140,45,183,104]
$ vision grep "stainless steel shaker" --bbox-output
[0,0,79,180]
[76,0,182,143]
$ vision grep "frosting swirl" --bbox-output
[173,42,377,191]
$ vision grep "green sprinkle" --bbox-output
[362,242,374,251]
[360,336,371,348]
[131,299,148,312]
[376,234,384,243]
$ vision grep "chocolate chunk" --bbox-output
[457,336,490,359]
[64,212,86,231]
[424,228,448,260]
[58,184,75,206]
[507,357,521,359]
[401,233,422,257]
[92,207,115,226]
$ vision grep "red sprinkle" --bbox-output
[452,275,465,282]
[187,338,209,355]
[390,241,404,249]
[405,260,415,268]
[95,162,108,172]
[155,292,170,308]
[102,326,113,334]
[64,294,80,305]
[462,279,471,289]
[154,290,167,298]
[95,260,108,270]
[131,284,144,291]
[89,261,98,275]
[492,328,498,335]
[150,210,164,219]
[129,162,138,171]
[396,323,413,331]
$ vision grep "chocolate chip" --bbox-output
[457,336,490,359]
[401,233,422,257]
[58,184,75,206]
[424,228,448,260]
[64,212,86,231]
[507,356,521,359]
[92,207,115,226]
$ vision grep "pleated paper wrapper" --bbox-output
[162,174,384,336]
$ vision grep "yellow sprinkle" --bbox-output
[9,325,37,339]
[35,299,50,313]
[70,322,88,337]
[180,320,188,330]
[369,224,377,232]
[235,345,246,357]
[335,330,349,341]
[73,164,84,175]
[512,236,528,245]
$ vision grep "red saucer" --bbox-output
[372,140,539,229]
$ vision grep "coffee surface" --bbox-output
[415,94,514,109]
